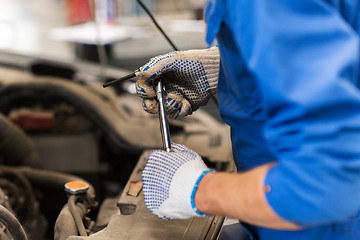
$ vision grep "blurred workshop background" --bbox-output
[0,0,208,70]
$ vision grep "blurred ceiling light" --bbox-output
[0,22,13,47]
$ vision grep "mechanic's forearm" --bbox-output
[194,163,301,230]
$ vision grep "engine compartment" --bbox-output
[0,64,233,240]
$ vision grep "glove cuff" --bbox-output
[208,76,218,96]
[201,47,220,96]
[190,169,214,216]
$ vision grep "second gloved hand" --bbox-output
[142,143,213,220]
[136,47,220,119]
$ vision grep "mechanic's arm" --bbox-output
[142,144,298,229]
[219,0,360,228]
[141,0,360,229]
[195,164,300,230]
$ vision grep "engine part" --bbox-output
[0,204,28,240]
[66,150,235,240]
[0,65,233,240]
[6,166,96,204]
[0,113,41,168]
[0,68,157,152]
[0,66,233,164]
[65,181,90,195]
[0,166,47,240]
[0,187,12,210]
[54,202,87,240]
[31,132,99,173]
[0,165,97,240]
[55,179,96,240]
[65,181,91,237]
[68,195,88,237]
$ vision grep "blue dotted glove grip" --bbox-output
[142,143,212,219]
[137,47,220,119]
[141,57,211,108]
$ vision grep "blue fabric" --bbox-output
[190,169,214,216]
[205,0,360,239]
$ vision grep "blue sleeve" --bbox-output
[227,0,360,226]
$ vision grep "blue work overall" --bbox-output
[205,0,360,239]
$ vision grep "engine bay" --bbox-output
[0,62,233,240]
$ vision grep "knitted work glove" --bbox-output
[142,143,213,220]
[136,47,220,119]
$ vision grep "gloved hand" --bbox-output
[142,143,213,220]
[136,47,220,119]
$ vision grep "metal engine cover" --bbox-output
[68,151,228,240]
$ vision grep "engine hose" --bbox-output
[0,166,96,204]
[0,188,12,211]
[54,202,87,240]
[0,204,28,240]
[0,167,34,214]
[0,179,21,209]
[0,167,43,239]
[0,113,41,168]
[68,195,87,236]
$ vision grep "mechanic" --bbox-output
[135,1,360,239]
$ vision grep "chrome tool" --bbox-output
[155,79,171,152]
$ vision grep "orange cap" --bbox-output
[64,181,89,195]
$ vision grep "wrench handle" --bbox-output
[155,80,171,152]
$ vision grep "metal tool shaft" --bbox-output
[103,72,136,88]
[155,80,171,152]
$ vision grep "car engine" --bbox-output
[0,63,233,240]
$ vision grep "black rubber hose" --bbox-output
[0,204,28,240]
[0,113,41,168]
[68,195,87,236]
